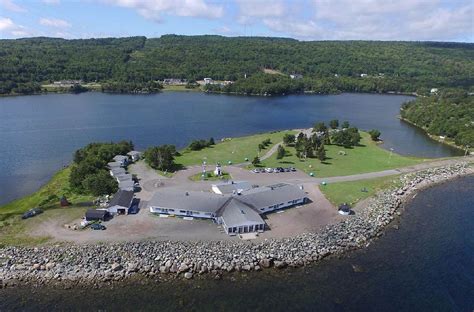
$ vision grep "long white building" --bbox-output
[148,183,307,235]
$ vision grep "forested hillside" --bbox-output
[401,90,474,147]
[1,35,473,95]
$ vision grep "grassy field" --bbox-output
[188,170,231,181]
[320,175,401,206]
[162,85,201,92]
[175,130,297,167]
[0,167,93,221]
[256,132,425,177]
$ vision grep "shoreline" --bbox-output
[0,162,471,289]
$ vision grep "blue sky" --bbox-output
[0,0,473,41]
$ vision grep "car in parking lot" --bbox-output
[90,223,106,230]
[22,207,43,220]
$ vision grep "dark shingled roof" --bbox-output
[85,209,108,221]
[108,190,134,208]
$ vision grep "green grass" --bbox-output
[257,132,425,177]
[0,206,88,247]
[162,85,201,92]
[320,175,401,206]
[188,170,231,181]
[174,130,297,167]
[0,167,93,219]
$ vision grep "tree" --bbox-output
[341,121,350,129]
[283,133,296,146]
[369,129,381,141]
[276,145,286,159]
[317,144,326,162]
[209,137,215,145]
[348,127,361,146]
[258,143,265,151]
[252,156,261,165]
[313,122,327,133]
[144,145,176,171]
[81,170,118,196]
[329,119,339,129]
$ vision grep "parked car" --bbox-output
[265,168,273,173]
[128,205,139,214]
[22,207,43,220]
[90,223,106,230]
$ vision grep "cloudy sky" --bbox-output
[0,0,472,41]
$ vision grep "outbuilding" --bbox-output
[85,209,109,221]
[107,190,134,215]
[127,151,142,162]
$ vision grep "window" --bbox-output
[179,210,186,213]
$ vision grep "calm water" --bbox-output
[1,175,472,311]
[0,92,461,205]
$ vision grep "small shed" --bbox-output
[85,209,109,221]
[60,195,70,207]
[107,190,134,215]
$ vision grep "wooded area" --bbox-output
[1,35,473,95]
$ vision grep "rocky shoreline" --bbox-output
[0,163,471,288]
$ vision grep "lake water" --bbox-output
[1,175,472,311]
[0,92,462,205]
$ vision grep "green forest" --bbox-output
[1,35,473,95]
[401,90,474,147]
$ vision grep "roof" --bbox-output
[108,162,122,168]
[218,198,264,228]
[127,151,141,156]
[115,174,132,182]
[110,168,126,176]
[239,183,306,210]
[149,190,229,214]
[118,180,135,191]
[108,190,134,208]
[212,181,252,194]
[85,209,108,218]
[113,155,128,161]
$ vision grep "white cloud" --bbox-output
[107,0,224,21]
[42,0,61,4]
[258,0,473,41]
[0,17,32,37]
[236,0,286,24]
[39,18,72,28]
[0,0,26,12]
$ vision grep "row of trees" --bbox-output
[188,138,215,151]
[401,90,473,147]
[69,141,134,196]
[1,36,473,95]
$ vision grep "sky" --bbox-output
[0,0,473,41]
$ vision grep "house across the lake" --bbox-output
[148,183,307,235]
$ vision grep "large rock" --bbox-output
[259,258,272,268]
[111,263,123,272]
[184,272,193,280]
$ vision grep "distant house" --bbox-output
[107,190,134,215]
[85,209,109,221]
[360,74,368,78]
[113,155,128,167]
[127,151,142,162]
[204,78,213,85]
[163,78,187,85]
[53,80,83,86]
[430,88,439,94]
[290,74,303,79]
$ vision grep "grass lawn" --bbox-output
[162,85,201,92]
[189,170,231,181]
[0,206,88,246]
[320,175,401,206]
[174,130,297,168]
[256,132,425,177]
[0,167,94,221]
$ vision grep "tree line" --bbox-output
[69,141,134,196]
[401,90,474,147]
[1,35,473,95]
